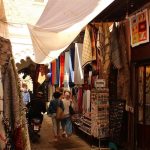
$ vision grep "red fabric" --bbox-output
[59,54,65,87]
[78,88,83,113]
[52,60,56,85]
[14,127,23,150]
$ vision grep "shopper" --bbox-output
[21,83,30,106]
[27,92,46,125]
[47,91,64,142]
[61,90,74,138]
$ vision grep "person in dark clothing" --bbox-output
[27,92,46,124]
[47,91,64,142]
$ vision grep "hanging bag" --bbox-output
[56,106,64,120]
[56,100,64,120]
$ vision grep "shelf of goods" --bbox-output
[78,113,92,136]
[91,88,109,138]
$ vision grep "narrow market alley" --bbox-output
[31,115,91,150]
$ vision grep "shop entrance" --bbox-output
[135,63,150,150]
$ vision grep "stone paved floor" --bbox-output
[31,115,91,150]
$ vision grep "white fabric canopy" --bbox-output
[28,0,114,64]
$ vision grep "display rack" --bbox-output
[91,88,109,149]
[109,99,126,146]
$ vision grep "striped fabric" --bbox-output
[82,26,93,67]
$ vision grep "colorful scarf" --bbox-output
[51,60,56,85]
[59,54,65,87]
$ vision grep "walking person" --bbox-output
[61,90,74,138]
[21,83,31,106]
[47,91,64,142]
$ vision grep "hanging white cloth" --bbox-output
[74,43,84,84]
[28,0,114,64]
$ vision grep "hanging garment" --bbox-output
[51,59,56,85]
[74,43,84,84]
[69,50,74,84]
[90,26,97,61]
[64,51,70,89]
[0,65,6,150]
[82,26,93,67]
[0,37,31,150]
[77,87,83,113]
[96,23,105,76]
[82,90,90,113]
[117,23,131,105]
[96,23,111,82]
[56,58,60,85]
[60,54,65,87]
[110,23,122,70]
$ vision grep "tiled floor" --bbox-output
[31,115,91,150]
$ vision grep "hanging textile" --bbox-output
[110,23,122,70]
[90,26,97,61]
[69,50,74,84]
[0,36,31,150]
[96,23,111,83]
[117,23,131,105]
[74,43,84,85]
[64,51,70,89]
[77,87,83,113]
[0,65,6,150]
[82,90,91,113]
[96,23,104,76]
[51,60,56,85]
[56,58,60,85]
[82,26,93,67]
[59,54,65,87]
[28,0,114,64]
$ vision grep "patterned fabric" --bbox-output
[96,23,111,83]
[60,54,65,87]
[110,23,122,70]
[82,26,93,67]
[117,23,130,105]
[90,26,97,61]
[0,65,6,150]
[0,36,31,150]
[97,23,105,76]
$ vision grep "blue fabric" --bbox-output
[22,91,30,105]
[49,62,52,84]
[56,58,60,85]
[69,51,74,83]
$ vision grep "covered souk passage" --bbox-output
[31,115,91,150]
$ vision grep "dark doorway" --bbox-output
[134,63,150,150]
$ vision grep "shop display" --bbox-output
[91,88,109,138]
[109,100,126,145]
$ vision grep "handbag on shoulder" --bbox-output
[56,106,64,120]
